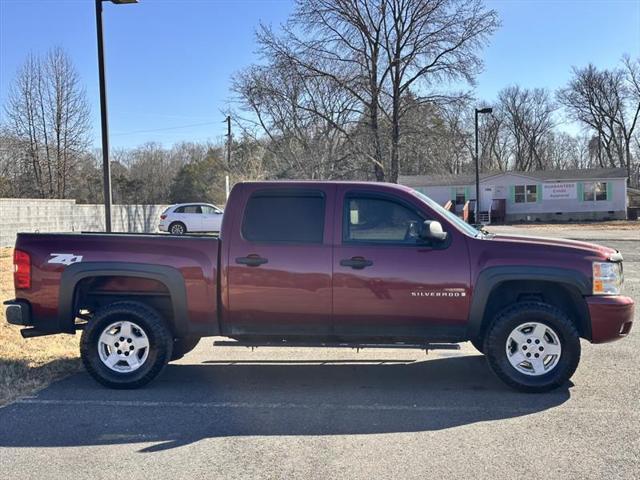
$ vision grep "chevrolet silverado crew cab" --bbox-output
[5,181,634,392]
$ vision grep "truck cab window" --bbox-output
[242,191,325,243]
[344,196,424,244]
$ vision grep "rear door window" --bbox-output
[242,190,325,243]
[179,205,202,214]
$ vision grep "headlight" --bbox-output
[593,261,623,295]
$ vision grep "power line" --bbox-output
[111,121,221,136]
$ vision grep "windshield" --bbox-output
[411,189,481,238]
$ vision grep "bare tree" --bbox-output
[380,0,498,181]
[477,107,510,171]
[231,56,359,179]
[557,58,640,182]
[253,0,497,182]
[3,48,91,198]
[257,0,389,179]
[498,86,556,171]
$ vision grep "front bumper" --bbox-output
[586,295,634,343]
[3,300,32,326]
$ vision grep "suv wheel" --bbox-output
[80,301,173,389]
[484,302,580,393]
[169,222,186,235]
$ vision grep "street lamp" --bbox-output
[474,107,493,220]
[95,0,138,232]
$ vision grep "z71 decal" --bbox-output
[48,253,83,266]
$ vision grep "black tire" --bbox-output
[470,337,484,354]
[80,301,173,389]
[170,336,201,361]
[169,222,186,235]
[484,302,581,393]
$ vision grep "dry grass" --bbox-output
[0,248,81,406]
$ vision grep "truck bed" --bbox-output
[13,232,221,336]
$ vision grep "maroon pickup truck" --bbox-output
[5,181,634,392]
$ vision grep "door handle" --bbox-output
[235,254,268,267]
[340,256,373,269]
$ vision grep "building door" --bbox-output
[480,186,494,213]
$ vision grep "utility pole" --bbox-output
[225,115,231,200]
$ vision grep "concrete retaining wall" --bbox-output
[0,199,168,247]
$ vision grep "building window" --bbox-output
[514,185,537,203]
[455,187,466,205]
[583,182,607,201]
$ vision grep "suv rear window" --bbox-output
[175,205,202,214]
[242,190,325,243]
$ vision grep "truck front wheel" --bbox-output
[80,301,173,389]
[484,302,581,393]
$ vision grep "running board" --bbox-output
[213,340,460,352]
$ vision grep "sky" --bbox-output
[0,0,639,149]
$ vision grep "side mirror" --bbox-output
[422,220,448,242]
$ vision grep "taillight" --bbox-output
[160,214,167,220]
[14,249,31,289]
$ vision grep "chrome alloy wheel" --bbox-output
[98,320,150,373]
[505,322,562,376]
[170,223,185,235]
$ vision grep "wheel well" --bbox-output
[74,275,176,334]
[480,280,590,340]
[169,221,186,229]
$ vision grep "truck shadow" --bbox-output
[0,355,571,452]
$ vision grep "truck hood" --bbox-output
[487,233,617,260]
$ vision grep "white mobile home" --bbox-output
[399,168,628,222]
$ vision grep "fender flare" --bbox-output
[467,266,591,339]
[58,262,189,335]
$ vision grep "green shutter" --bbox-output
[509,185,515,204]
[464,187,470,201]
[537,184,543,203]
[577,182,584,201]
[606,182,612,201]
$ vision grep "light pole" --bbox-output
[95,0,138,232]
[474,107,492,219]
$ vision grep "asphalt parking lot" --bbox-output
[1,225,638,479]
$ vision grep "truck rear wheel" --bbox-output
[484,302,580,393]
[80,301,173,389]
[170,336,201,361]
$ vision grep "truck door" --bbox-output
[332,186,471,340]
[226,185,334,336]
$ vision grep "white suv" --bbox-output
[159,203,224,235]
